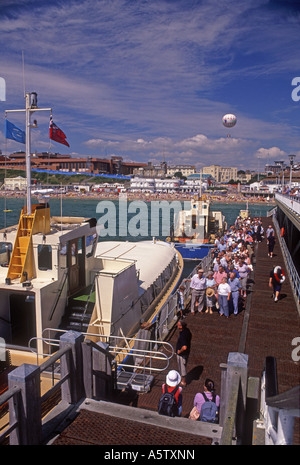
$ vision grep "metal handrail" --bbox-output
[49,268,68,321]
[275,192,300,215]
[272,214,300,308]
[39,345,72,405]
[0,386,21,444]
[79,275,96,330]
[30,329,175,372]
[154,249,212,339]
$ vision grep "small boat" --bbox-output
[239,201,251,220]
[166,195,226,259]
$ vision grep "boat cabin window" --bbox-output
[0,242,12,266]
[86,233,97,257]
[38,244,52,270]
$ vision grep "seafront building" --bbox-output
[0,152,147,176]
[202,164,238,183]
[3,176,27,191]
[1,151,299,198]
[166,164,196,177]
[129,176,209,194]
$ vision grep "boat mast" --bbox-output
[6,92,52,215]
[25,92,32,214]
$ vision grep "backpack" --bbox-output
[158,385,179,417]
[199,392,218,423]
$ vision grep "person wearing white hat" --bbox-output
[166,370,181,386]
[160,370,183,416]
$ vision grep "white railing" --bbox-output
[259,358,300,445]
[275,193,300,216]
[272,214,300,310]
[30,329,175,374]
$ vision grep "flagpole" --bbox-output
[25,92,31,214]
[5,93,52,216]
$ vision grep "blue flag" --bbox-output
[5,119,25,144]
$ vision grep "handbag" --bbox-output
[189,406,200,421]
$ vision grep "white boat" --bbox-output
[0,93,183,363]
[239,201,251,220]
[168,195,226,259]
[172,196,226,243]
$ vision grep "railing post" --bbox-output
[219,362,227,426]
[8,364,41,445]
[221,352,249,445]
[92,341,113,400]
[82,339,114,401]
[60,330,84,404]
[82,340,93,399]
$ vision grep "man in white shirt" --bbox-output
[186,268,206,314]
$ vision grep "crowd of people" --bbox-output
[180,214,266,319]
[160,215,281,421]
[159,215,287,423]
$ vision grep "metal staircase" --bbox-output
[60,284,95,332]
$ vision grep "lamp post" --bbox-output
[289,154,296,190]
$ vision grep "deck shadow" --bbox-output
[186,365,203,385]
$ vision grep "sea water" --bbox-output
[0,196,273,241]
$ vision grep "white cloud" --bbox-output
[255,147,287,160]
[0,0,300,170]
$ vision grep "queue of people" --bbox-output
[180,215,264,318]
[160,217,262,421]
[160,216,287,423]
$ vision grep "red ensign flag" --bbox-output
[49,117,70,147]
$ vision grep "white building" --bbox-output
[166,165,196,177]
[130,177,181,193]
[203,165,238,183]
[180,179,208,194]
[3,176,26,190]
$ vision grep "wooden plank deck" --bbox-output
[52,216,300,445]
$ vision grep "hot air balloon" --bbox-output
[222,114,237,128]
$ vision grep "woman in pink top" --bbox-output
[193,378,220,423]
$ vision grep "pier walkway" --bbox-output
[52,216,300,446]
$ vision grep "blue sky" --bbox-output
[0,0,300,171]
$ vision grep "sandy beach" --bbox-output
[0,189,276,205]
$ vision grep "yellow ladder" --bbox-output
[7,209,37,283]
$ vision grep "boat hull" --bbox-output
[174,243,213,260]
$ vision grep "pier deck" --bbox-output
[52,217,300,446]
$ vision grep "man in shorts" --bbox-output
[269,265,285,302]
